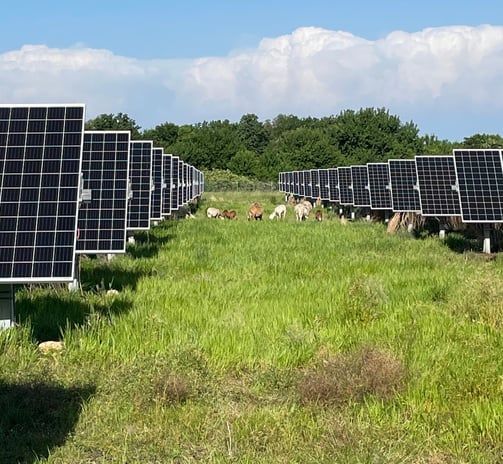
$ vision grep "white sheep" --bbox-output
[206,207,221,218]
[269,204,287,220]
[294,203,310,221]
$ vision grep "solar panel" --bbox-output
[318,169,329,201]
[186,163,193,203]
[0,104,85,283]
[177,160,184,208]
[328,168,339,202]
[351,165,371,207]
[304,170,312,198]
[287,172,294,195]
[337,167,353,205]
[293,171,300,196]
[298,171,305,197]
[367,163,392,210]
[311,169,320,199]
[415,155,461,217]
[183,162,189,205]
[388,159,421,212]
[170,156,179,211]
[453,149,503,222]
[162,153,172,217]
[127,140,153,231]
[150,147,164,221]
[77,131,131,254]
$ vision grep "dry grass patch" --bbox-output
[152,371,192,405]
[298,345,406,406]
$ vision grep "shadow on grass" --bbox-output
[443,232,481,254]
[127,221,178,259]
[15,287,133,342]
[79,258,151,292]
[0,380,95,464]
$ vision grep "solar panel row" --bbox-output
[278,149,503,222]
[0,104,205,285]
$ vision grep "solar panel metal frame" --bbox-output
[415,155,461,217]
[337,167,353,205]
[453,149,503,223]
[0,103,85,283]
[127,140,153,231]
[388,159,421,212]
[367,163,392,210]
[76,130,131,254]
[327,168,339,202]
[350,165,371,207]
[162,153,172,217]
[150,147,164,221]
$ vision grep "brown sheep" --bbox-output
[222,209,237,220]
[247,202,264,220]
[315,210,323,221]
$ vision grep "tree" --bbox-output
[227,149,260,177]
[85,113,142,139]
[462,133,503,148]
[143,122,179,148]
[421,134,455,155]
[237,114,270,155]
[170,120,240,170]
[330,107,422,164]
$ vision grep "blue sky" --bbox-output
[1,0,503,140]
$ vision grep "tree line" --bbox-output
[85,108,503,181]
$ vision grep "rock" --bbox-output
[38,341,64,353]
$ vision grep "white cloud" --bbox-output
[1,25,503,138]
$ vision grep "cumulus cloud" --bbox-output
[1,25,503,138]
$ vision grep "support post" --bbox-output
[483,224,491,254]
[0,284,15,329]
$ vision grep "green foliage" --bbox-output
[85,112,142,139]
[462,133,503,148]
[203,169,275,191]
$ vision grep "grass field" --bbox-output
[1,191,503,463]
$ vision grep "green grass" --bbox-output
[1,192,503,463]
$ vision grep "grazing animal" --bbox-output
[206,207,221,218]
[315,210,323,221]
[247,202,264,220]
[269,204,287,220]
[287,194,296,205]
[222,209,237,220]
[315,197,322,207]
[294,202,310,221]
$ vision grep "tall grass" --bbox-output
[1,192,502,463]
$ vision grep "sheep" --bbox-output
[206,207,221,218]
[294,202,310,221]
[222,209,237,220]
[247,202,264,220]
[315,210,323,221]
[269,204,287,220]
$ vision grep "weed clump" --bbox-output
[153,372,192,406]
[298,345,406,406]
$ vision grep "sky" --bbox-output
[1,0,503,141]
